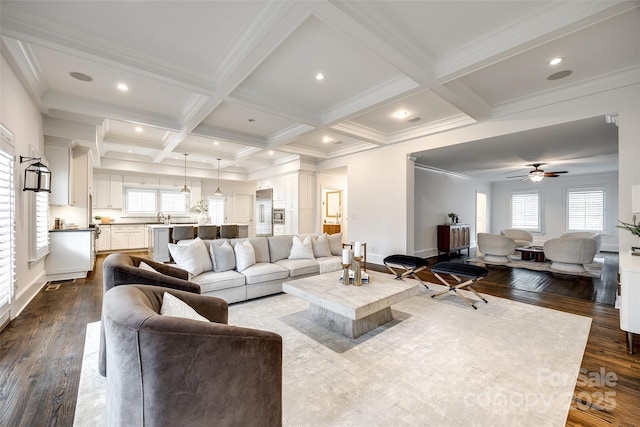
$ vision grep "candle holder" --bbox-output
[342,263,351,285]
[353,256,363,286]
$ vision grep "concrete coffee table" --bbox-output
[283,270,419,338]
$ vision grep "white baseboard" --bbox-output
[11,271,47,320]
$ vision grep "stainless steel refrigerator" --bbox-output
[255,189,273,237]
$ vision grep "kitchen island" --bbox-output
[147,223,249,262]
[46,228,95,281]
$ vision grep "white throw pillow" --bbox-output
[328,233,343,256]
[168,237,213,277]
[289,235,315,260]
[312,233,332,258]
[211,240,235,272]
[234,240,256,272]
[138,261,157,272]
[160,292,209,322]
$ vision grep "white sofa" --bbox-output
[166,234,344,303]
[477,233,516,263]
[500,229,534,248]
[543,237,598,273]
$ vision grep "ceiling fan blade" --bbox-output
[544,171,568,176]
[506,175,528,179]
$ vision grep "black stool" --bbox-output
[430,262,489,309]
[383,255,430,288]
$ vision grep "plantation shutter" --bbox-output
[0,137,16,323]
[208,198,225,226]
[29,190,49,261]
[511,191,540,231]
[567,189,605,232]
[160,191,189,215]
[126,189,156,214]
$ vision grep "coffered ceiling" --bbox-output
[1,1,638,181]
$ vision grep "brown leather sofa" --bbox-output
[103,285,282,426]
[99,253,201,376]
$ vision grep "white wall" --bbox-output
[414,167,491,257]
[318,83,640,261]
[1,54,47,319]
[491,172,619,251]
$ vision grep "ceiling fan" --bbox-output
[506,163,569,182]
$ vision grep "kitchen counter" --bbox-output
[50,228,96,232]
[46,229,95,281]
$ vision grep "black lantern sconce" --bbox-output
[20,156,52,192]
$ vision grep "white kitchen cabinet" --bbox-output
[46,230,94,281]
[110,225,146,250]
[45,144,73,206]
[94,174,123,209]
[123,175,160,187]
[71,147,92,209]
[96,225,111,251]
[148,225,171,262]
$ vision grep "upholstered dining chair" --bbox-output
[197,224,218,240]
[171,225,194,243]
[220,224,239,239]
[103,284,283,427]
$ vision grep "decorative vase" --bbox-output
[197,212,208,225]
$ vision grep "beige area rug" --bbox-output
[468,255,604,278]
[74,285,591,426]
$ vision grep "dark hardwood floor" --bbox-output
[1,250,639,426]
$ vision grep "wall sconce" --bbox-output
[20,156,52,192]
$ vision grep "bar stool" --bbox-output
[171,225,194,243]
[197,225,218,240]
[220,224,239,239]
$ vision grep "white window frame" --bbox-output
[0,124,16,328]
[208,197,225,226]
[510,190,542,232]
[566,186,606,233]
[124,187,190,217]
[28,146,49,263]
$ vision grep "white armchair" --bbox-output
[500,229,534,248]
[477,233,516,263]
[560,232,601,253]
[543,237,598,273]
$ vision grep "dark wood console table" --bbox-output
[437,224,470,257]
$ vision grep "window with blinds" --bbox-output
[567,188,605,232]
[160,191,189,215]
[208,198,225,226]
[0,129,16,323]
[125,188,157,215]
[29,190,49,261]
[511,191,541,231]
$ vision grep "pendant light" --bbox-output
[214,158,223,196]
[181,153,190,193]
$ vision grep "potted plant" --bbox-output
[191,200,209,225]
[617,215,640,254]
[447,212,458,224]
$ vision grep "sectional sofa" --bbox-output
[106,233,345,304]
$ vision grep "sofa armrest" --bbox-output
[110,264,201,294]
[130,256,189,280]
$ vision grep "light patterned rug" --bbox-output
[468,256,604,278]
[74,284,591,426]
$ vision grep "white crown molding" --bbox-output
[492,65,640,118]
[179,93,214,129]
[330,122,386,145]
[268,123,316,147]
[321,75,420,125]
[436,1,637,82]
[191,123,268,148]
[429,80,492,122]
[1,36,48,114]
[386,114,477,145]
[228,87,321,126]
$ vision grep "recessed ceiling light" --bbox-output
[322,136,332,143]
[547,70,573,81]
[134,126,143,133]
[117,83,129,92]
[248,118,255,122]
[315,73,324,81]
[407,116,421,123]
[213,141,219,145]
[393,110,409,119]
[268,150,274,155]
[69,71,93,82]
[549,57,563,66]
[128,150,133,153]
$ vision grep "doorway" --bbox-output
[476,192,487,236]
